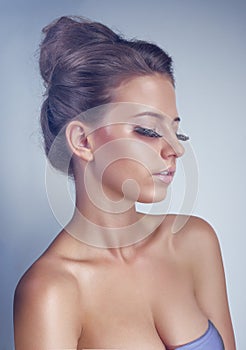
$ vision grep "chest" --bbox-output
[77,257,203,349]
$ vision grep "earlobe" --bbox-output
[66,121,94,162]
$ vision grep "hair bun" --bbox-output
[39,16,120,85]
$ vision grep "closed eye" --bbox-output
[134,126,162,138]
[176,133,190,141]
[134,126,189,141]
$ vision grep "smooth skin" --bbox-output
[14,74,236,350]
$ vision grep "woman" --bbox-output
[14,16,236,349]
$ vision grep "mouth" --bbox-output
[153,167,176,184]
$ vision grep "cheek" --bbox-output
[91,139,168,203]
[103,158,150,183]
[101,157,155,201]
[99,140,155,191]
[90,127,165,184]
[89,125,125,150]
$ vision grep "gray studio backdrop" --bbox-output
[1,0,245,349]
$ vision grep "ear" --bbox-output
[65,121,94,162]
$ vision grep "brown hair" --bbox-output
[39,16,174,175]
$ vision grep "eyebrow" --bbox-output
[133,111,181,123]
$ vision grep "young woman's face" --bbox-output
[86,74,185,204]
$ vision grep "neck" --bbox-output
[65,179,164,251]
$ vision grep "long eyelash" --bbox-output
[134,126,162,138]
[176,133,190,141]
[134,126,189,141]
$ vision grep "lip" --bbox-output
[153,167,176,184]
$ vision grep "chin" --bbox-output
[136,187,168,204]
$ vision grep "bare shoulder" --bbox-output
[15,253,79,306]
[165,214,221,257]
[14,253,82,349]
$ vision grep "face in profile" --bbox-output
[81,74,186,205]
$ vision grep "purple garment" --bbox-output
[167,321,224,350]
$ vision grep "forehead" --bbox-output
[112,74,178,118]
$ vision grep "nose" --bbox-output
[160,135,185,160]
